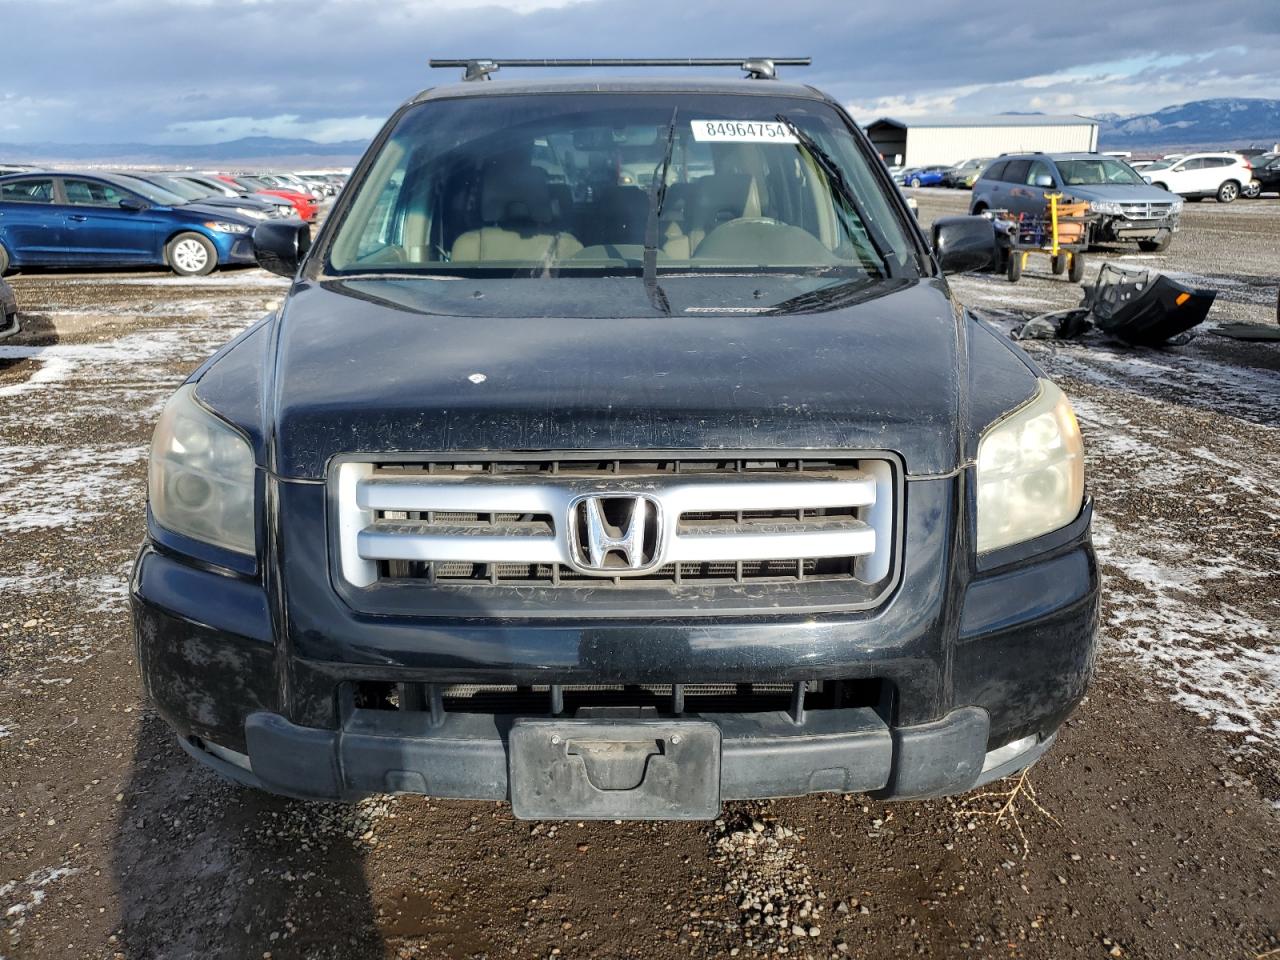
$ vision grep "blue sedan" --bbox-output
[901,166,950,188]
[0,172,259,276]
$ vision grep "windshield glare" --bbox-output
[115,178,188,205]
[326,93,919,284]
[1055,158,1147,186]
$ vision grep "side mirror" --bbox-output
[253,220,311,278]
[932,216,996,275]
[1033,174,1054,188]
[118,197,148,211]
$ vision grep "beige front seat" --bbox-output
[451,164,582,262]
[667,173,763,258]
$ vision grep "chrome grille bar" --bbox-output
[335,459,892,589]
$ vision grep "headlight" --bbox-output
[148,384,256,555]
[1088,200,1123,215]
[975,380,1084,553]
[234,207,270,221]
[1169,198,1184,213]
[203,220,251,235]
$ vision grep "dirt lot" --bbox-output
[1,195,1278,960]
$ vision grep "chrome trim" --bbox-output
[336,465,886,588]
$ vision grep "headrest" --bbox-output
[481,162,554,224]
[689,173,761,228]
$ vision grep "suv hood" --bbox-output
[266,277,973,479]
[1063,182,1179,203]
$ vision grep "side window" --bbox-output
[1175,159,1201,171]
[0,178,54,203]
[1207,157,1231,168]
[62,178,130,207]
[1026,160,1053,186]
[1002,159,1031,183]
[982,160,1007,182]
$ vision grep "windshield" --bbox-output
[128,174,208,202]
[326,93,919,289]
[1140,160,1173,172]
[110,177,188,205]
[1055,158,1148,186]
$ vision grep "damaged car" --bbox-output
[971,153,1182,252]
[131,58,1100,820]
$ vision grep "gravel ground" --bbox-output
[1,195,1278,960]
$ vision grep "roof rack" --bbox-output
[428,57,812,82]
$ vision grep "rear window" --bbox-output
[981,160,1007,181]
[326,92,920,296]
[1001,159,1031,183]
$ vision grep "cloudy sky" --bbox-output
[2,0,1277,144]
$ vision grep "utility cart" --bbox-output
[991,193,1091,283]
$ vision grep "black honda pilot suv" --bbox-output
[131,59,1099,820]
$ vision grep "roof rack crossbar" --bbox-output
[428,57,812,82]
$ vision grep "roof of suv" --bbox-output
[410,76,828,104]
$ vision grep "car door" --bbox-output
[0,177,66,263]
[1202,157,1232,193]
[1170,158,1204,194]
[1001,159,1035,215]
[1020,159,1057,211]
[57,177,163,264]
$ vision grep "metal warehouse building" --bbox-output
[865,115,1100,168]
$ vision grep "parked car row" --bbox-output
[0,167,346,276]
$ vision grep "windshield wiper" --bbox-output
[642,107,678,314]
[776,114,896,279]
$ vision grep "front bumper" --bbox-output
[131,486,1099,813]
[1097,214,1179,241]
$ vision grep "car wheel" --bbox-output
[1006,252,1022,283]
[166,232,217,276]
[1242,180,1262,199]
[1216,181,1239,203]
[910,177,921,188]
[0,242,9,276]
[1068,252,1086,284]
[1137,234,1172,253]
[1050,252,1067,275]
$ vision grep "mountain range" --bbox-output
[0,136,370,167]
[1,98,1277,167]
[1096,98,1280,149]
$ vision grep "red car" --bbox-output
[216,175,317,220]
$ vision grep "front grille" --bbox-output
[349,678,887,723]
[332,454,898,617]
[1117,201,1175,220]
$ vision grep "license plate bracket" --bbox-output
[509,719,721,820]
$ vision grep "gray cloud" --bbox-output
[0,0,1277,142]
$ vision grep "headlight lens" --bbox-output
[1088,200,1123,215]
[234,207,270,221]
[204,220,251,235]
[975,380,1085,553]
[148,384,256,555]
[1169,198,1184,213]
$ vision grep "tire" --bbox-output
[1137,234,1172,253]
[0,242,9,276]
[1006,252,1022,283]
[1050,252,1067,275]
[1068,252,1086,284]
[1216,180,1239,203]
[971,203,988,215]
[166,232,217,276]
[1243,180,1262,199]
[910,177,922,188]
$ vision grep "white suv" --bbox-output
[1141,153,1253,203]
